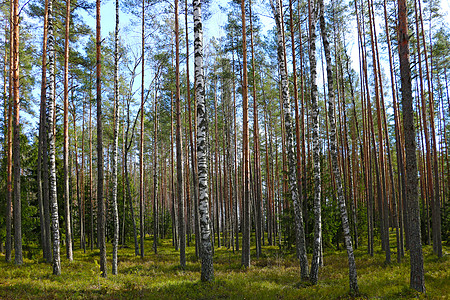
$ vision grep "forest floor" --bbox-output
[0,236,448,299]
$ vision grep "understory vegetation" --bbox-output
[0,237,448,299]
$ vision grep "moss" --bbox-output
[0,238,448,299]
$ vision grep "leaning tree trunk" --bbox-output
[63,0,73,262]
[398,0,425,293]
[319,0,358,293]
[272,0,309,281]
[111,0,120,275]
[249,0,262,258]
[48,0,61,275]
[193,0,214,282]
[96,0,107,278]
[37,0,50,262]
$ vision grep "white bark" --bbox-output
[48,0,61,275]
[272,0,309,281]
[111,0,120,275]
[308,0,322,285]
[319,0,358,293]
[194,0,214,282]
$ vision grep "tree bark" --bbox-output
[37,0,50,262]
[175,0,186,269]
[11,0,22,266]
[307,0,321,284]
[48,0,61,275]
[398,0,425,292]
[111,0,120,275]
[96,0,107,278]
[319,0,358,293]
[272,0,309,281]
[63,0,73,262]
[139,0,145,259]
[240,0,251,269]
[5,0,12,264]
[194,0,214,282]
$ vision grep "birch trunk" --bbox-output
[48,0,61,275]
[272,0,309,281]
[194,0,214,282]
[319,0,358,293]
[111,0,120,275]
[139,0,145,259]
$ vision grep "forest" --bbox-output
[0,0,449,298]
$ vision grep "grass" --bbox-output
[0,236,448,299]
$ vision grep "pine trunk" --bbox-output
[63,0,73,262]
[175,0,186,269]
[398,0,425,292]
[96,0,107,278]
[240,0,251,269]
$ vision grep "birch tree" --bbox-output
[271,0,309,281]
[308,0,323,284]
[111,0,120,275]
[194,0,214,282]
[319,0,358,293]
[47,0,61,275]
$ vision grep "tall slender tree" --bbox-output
[319,0,358,293]
[271,0,309,281]
[111,0,120,275]
[96,0,107,278]
[63,0,73,262]
[240,0,251,269]
[37,0,50,263]
[194,0,214,282]
[5,1,13,263]
[48,0,61,275]
[308,0,323,283]
[175,0,186,269]
[12,0,22,266]
[140,0,145,259]
[398,0,425,292]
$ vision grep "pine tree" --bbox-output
[398,0,425,292]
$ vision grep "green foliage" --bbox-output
[0,238,448,299]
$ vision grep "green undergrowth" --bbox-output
[0,238,448,299]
